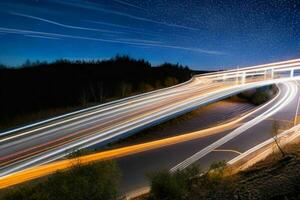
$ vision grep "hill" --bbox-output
[0,56,201,129]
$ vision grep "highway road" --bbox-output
[1,58,300,192]
[0,75,273,177]
[0,98,255,189]
[0,81,297,193]
[0,79,237,176]
[117,81,299,194]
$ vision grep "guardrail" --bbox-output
[228,121,300,170]
[195,58,300,78]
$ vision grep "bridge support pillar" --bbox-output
[223,74,226,82]
[271,68,274,79]
[291,69,294,78]
[235,74,239,85]
[264,70,267,80]
[241,72,246,84]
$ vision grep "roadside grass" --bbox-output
[142,137,300,200]
[0,160,121,200]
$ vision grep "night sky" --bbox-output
[0,0,299,70]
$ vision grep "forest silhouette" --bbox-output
[0,56,205,129]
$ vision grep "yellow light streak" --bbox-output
[0,117,243,189]
[0,96,271,189]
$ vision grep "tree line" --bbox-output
[0,56,200,128]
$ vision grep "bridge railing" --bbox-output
[195,59,300,86]
[195,58,300,78]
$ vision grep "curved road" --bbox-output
[1,58,300,192]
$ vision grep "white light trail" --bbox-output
[171,82,297,172]
[2,58,300,178]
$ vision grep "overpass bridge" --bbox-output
[1,58,300,181]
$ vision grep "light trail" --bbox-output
[0,89,287,188]
[0,76,203,139]
[293,81,300,126]
[202,58,300,76]
[0,80,213,143]
[0,100,264,188]
[2,58,300,141]
[212,149,242,155]
[171,82,297,171]
[0,85,225,167]
[0,78,295,176]
[1,58,300,186]
[0,83,232,174]
[0,122,236,189]
[228,117,300,166]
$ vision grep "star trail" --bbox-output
[0,0,299,69]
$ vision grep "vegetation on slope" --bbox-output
[0,161,120,200]
[141,141,300,200]
[3,143,300,200]
[238,84,278,105]
[0,56,197,129]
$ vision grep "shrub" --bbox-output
[1,161,120,200]
[148,165,200,200]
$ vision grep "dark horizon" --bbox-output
[0,55,190,69]
[2,54,299,72]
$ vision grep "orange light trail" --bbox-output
[0,117,243,189]
[0,85,275,189]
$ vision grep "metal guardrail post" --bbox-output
[223,74,226,82]
[271,68,274,79]
[242,72,246,84]
[291,69,294,78]
[264,69,267,80]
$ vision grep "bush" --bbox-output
[251,91,270,105]
[1,161,120,200]
[147,162,237,200]
[148,165,200,200]
[239,85,277,105]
